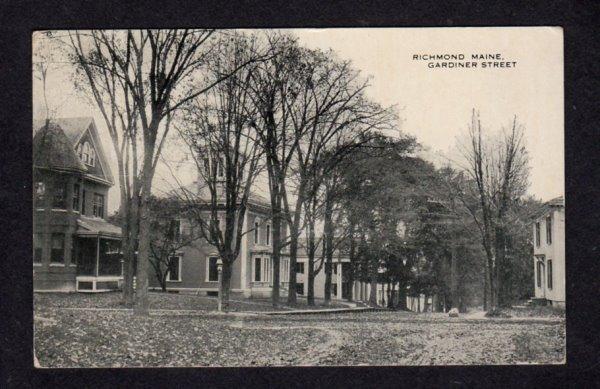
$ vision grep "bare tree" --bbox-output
[66,29,262,315]
[458,109,529,310]
[175,32,265,311]
[66,30,141,306]
[147,196,203,291]
[281,47,396,305]
[246,33,302,307]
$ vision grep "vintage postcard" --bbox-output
[32,27,564,367]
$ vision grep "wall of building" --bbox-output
[533,207,565,304]
[295,257,344,300]
[34,167,113,291]
[80,179,109,218]
[34,170,80,291]
[148,214,246,293]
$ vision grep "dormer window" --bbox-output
[77,141,96,167]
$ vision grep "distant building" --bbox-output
[295,240,352,300]
[533,196,565,307]
[146,155,297,298]
[33,118,122,292]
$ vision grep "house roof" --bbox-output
[546,196,564,207]
[33,117,115,185]
[169,181,272,210]
[33,122,88,173]
[33,117,93,144]
[77,215,122,238]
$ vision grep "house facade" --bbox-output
[147,174,353,300]
[147,193,294,298]
[33,118,122,292]
[293,241,352,301]
[533,196,565,307]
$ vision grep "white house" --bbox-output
[533,196,565,307]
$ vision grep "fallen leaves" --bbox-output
[34,293,566,367]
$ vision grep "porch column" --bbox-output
[95,236,100,277]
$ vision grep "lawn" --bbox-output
[34,293,565,367]
[34,291,349,312]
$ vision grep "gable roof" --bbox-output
[33,117,114,185]
[33,122,88,173]
[33,117,94,144]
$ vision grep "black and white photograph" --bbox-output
[31,27,565,367]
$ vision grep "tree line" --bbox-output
[39,29,543,315]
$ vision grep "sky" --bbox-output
[33,28,564,214]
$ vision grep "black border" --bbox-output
[1,1,599,387]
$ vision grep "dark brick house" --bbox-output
[33,117,122,292]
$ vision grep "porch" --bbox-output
[75,216,123,292]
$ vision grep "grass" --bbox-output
[34,293,565,367]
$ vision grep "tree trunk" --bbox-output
[323,192,334,306]
[271,202,281,307]
[368,273,378,307]
[286,214,301,306]
[127,193,139,304]
[134,151,154,316]
[286,188,304,306]
[324,260,332,306]
[306,219,316,306]
[450,244,459,310]
[220,259,232,312]
[347,226,356,302]
[496,228,512,308]
[160,272,167,292]
[483,270,488,311]
[397,283,407,310]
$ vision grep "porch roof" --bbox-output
[76,216,122,239]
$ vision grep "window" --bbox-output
[546,215,552,244]
[254,257,262,282]
[266,224,270,245]
[296,262,305,274]
[254,222,260,244]
[78,141,95,166]
[536,261,542,288]
[81,190,86,215]
[33,234,43,264]
[34,182,45,204]
[296,282,304,295]
[89,146,96,166]
[217,157,224,177]
[207,256,219,282]
[167,256,181,281]
[50,233,64,264]
[535,222,541,247]
[333,264,338,275]
[72,183,80,211]
[332,283,338,297]
[52,182,67,209]
[169,220,181,242]
[92,193,104,218]
[547,260,553,289]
